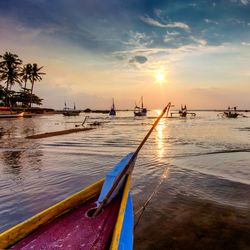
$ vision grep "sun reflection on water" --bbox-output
[155,115,165,158]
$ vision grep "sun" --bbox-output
[155,73,165,84]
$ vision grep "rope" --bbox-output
[134,167,169,230]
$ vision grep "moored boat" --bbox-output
[134,96,147,116]
[109,98,116,116]
[170,104,196,118]
[218,106,240,118]
[224,107,239,118]
[62,111,81,116]
[0,112,24,118]
[0,105,169,250]
[63,102,81,116]
[223,112,239,118]
[179,104,187,117]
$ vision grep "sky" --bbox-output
[0,0,250,110]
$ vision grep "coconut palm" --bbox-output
[0,52,22,106]
[29,63,45,107]
[0,52,22,91]
[20,63,32,90]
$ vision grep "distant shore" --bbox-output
[1,107,249,116]
[58,109,250,112]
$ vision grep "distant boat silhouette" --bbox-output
[170,104,196,118]
[134,96,147,116]
[179,104,187,117]
[109,98,116,116]
[223,106,239,118]
[63,102,81,116]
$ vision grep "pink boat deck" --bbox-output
[11,196,121,249]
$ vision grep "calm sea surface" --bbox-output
[0,111,250,249]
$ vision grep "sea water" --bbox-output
[0,111,249,249]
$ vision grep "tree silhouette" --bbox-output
[29,63,45,107]
[20,63,32,90]
[0,52,45,107]
[0,52,22,106]
[0,52,22,91]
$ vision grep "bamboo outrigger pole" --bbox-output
[93,103,171,216]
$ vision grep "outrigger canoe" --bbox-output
[62,111,81,116]
[0,104,170,250]
[0,154,135,250]
[0,112,24,118]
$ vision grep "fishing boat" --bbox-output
[0,112,24,118]
[134,96,147,116]
[179,104,187,117]
[109,98,116,116]
[223,112,239,118]
[218,106,239,118]
[0,105,170,250]
[224,106,239,118]
[0,107,24,118]
[63,102,81,116]
[170,105,196,118]
[63,111,81,116]
[0,154,135,249]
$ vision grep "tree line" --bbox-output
[0,52,45,107]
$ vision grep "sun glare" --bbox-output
[156,73,165,84]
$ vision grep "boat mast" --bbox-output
[141,96,143,109]
[93,103,171,216]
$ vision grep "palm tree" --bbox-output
[29,63,45,107]
[0,52,22,91]
[20,63,32,90]
[0,52,22,106]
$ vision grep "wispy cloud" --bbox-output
[241,0,249,5]
[140,16,190,32]
[163,31,180,43]
[189,3,197,7]
[204,18,218,25]
[242,42,250,46]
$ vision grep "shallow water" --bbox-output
[0,111,250,249]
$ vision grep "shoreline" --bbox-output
[1,107,249,116]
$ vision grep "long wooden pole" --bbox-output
[93,103,171,216]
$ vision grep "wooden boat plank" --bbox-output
[25,128,95,139]
[110,174,133,250]
[0,112,24,118]
[119,193,133,249]
[97,153,133,205]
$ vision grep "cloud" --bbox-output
[241,0,249,5]
[140,16,190,32]
[204,19,218,24]
[163,31,180,43]
[242,42,250,46]
[129,55,148,64]
[190,36,207,46]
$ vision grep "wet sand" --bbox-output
[134,197,250,250]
